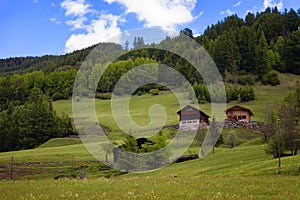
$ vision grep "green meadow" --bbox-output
[0,73,299,199]
[0,138,299,199]
[54,73,300,127]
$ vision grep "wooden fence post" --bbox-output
[9,156,13,180]
[72,154,74,168]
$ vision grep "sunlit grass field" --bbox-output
[0,73,299,199]
[0,139,299,199]
[54,73,300,129]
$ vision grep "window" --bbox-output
[242,115,246,119]
[182,121,186,124]
[236,111,240,115]
[243,111,246,114]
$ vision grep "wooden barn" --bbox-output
[177,105,210,131]
[225,105,254,123]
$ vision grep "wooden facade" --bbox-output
[177,105,210,130]
[225,105,254,123]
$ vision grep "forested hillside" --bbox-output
[196,7,300,76]
[1,7,299,77]
[0,7,299,152]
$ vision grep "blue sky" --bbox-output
[0,0,299,58]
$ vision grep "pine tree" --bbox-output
[238,26,257,72]
[256,31,271,79]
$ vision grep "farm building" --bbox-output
[177,105,210,131]
[225,105,254,123]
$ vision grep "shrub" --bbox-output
[150,89,159,95]
[226,132,239,148]
[74,96,80,102]
[52,92,64,101]
[54,168,78,179]
[239,85,255,102]
[238,74,255,85]
[137,91,143,96]
[95,93,112,100]
[262,70,280,86]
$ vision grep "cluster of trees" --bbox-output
[0,6,299,154]
[1,8,299,84]
[0,43,123,74]
[0,88,74,152]
[114,132,169,171]
[265,88,300,156]
[189,82,255,103]
[197,7,300,77]
[0,70,76,111]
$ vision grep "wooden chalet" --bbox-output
[225,105,254,123]
[177,105,210,131]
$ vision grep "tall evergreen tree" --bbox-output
[256,31,271,79]
[238,26,257,72]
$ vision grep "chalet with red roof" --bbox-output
[225,105,254,123]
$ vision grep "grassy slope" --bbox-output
[54,73,300,131]
[0,140,299,199]
[0,73,299,199]
[38,138,82,148]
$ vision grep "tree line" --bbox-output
[1,7,299,80]
[0,87,74,152]
[197,7,300,76]
[0,70,77,111]
[0,6,299,153]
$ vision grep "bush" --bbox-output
[226,86,239,102]
[265,136,285,158]
[238,74,255,85]
[262,71,280,86]
[150,89,159,95]
[52,92,64,101]
[54,168,78,179]
[95,93,112,100]
[74,96,80,102]
[136,91,143,96]
[226,132,239,148]
[239,85,255,102]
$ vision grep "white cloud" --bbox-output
[61,0,123,52]
[220,9,234,15]
[104,0,197,32]
[263,0,283,10]
[195,11,204,19]
[61,0,92,17]
[33,0,38,3]
[65,14,122,52]
[66,17,87,30]
[62,0,200,52]
[50,17,61,24]
[234,1,242,8]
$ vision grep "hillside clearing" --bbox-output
[0,138,299,199]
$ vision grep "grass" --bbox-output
[0,73,299,199]
[0,139,299,199]
[54,73,300,133]
[221,128,262,145]
[38,138,82,148]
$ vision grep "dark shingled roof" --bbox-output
[177,105,210,118]
[225,105,254,116]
